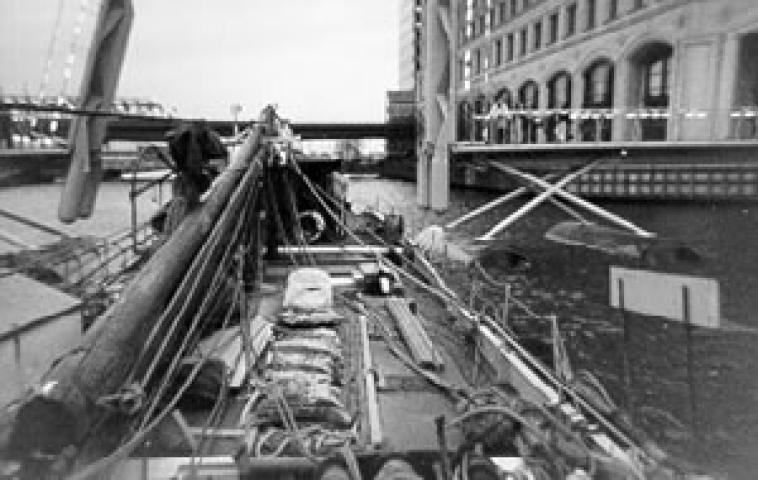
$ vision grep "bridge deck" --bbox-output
[453,139,758,154]
[450,141,758,200]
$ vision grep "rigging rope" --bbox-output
[136,188,255,430]
[289,157,651,464]
[125,153,262,388]
[78,152,262,467]
[63,286,239,480]
[129,139,267,439]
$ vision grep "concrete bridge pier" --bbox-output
[417,0,456,211]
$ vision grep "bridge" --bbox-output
[0,104,415,143]
[106,117,415,142]
[0,112,416,186]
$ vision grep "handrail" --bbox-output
[2,222,157,298]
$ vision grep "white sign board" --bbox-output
[609,266,720,328]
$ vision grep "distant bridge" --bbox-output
[1,101,416,143]
[105,118,415,142]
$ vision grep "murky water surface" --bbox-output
[0,182,160,254]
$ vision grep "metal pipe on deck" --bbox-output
[276,245,404,256]
[359,315,383,447]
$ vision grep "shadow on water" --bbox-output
[348,178,758,479]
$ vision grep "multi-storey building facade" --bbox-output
[413,0,758,207]
[453,0,758,144]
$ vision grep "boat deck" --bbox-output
[126,256,472,472]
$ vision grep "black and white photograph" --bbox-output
[0,0,756,478]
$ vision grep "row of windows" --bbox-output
[467,0,647,42]
[465,0,650,73]
[468,49,671,112]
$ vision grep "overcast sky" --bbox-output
[0,0,400,122]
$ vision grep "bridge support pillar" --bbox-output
[417,0,455,211]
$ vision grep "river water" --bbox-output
[2,179,757,478]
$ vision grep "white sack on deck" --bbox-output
[283,267,333,310]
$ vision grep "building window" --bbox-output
[566,3,577,37]
[632,0,645,10]
[586,0,596,30]
[608,0,618,20]
[479,15,486,34]
[584,61,614,105]
[523,0,531,11]
[533,21,542,51]
[587,62,612,105]
[644,56,671,105]
[518,81,540,143]
[519,28,527,56]
[647,60,665,98]
[548,72,572,109]
[510,0,517,17]
[548,12,559,44]
[547,72,573,142]
[475,48,482,74]
[521,83,538,108]
[582,60,614,141]
[519,80,539,110]
[506,33,514,61]
[500,2,507,23]
[494,39,503,66]
[490,7,496,28]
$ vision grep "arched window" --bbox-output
[582,59,614,141]
[628,42,673,140]
[547,71,572,109]
[547,72,573,142]
[583,59,614,108]
[491,88,514,143]
[495,87,513,107]
[517,80,540,143]
[518,80,539,109]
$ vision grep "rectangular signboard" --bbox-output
[609,266,720,328]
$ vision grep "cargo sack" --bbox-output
[273,337,342,360]
[278,310,344,328]
[283,268,333,310]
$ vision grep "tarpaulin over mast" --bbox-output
[58,0,133,223]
